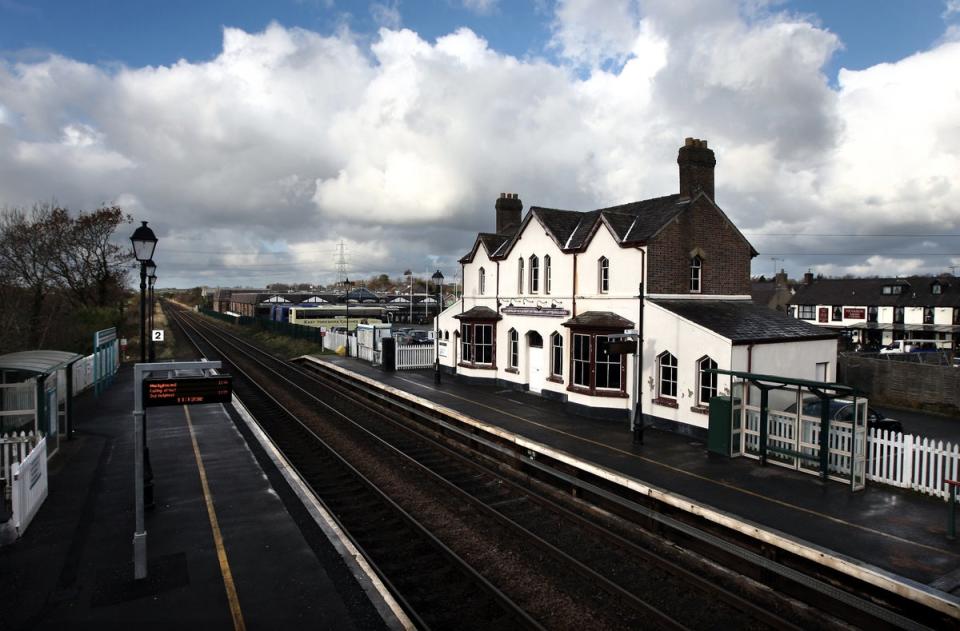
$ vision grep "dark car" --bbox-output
[800,399,903,434]
[409,331,433,344]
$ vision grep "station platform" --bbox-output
[0,364,404,631]
[313,353,960,600]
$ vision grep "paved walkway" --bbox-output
[0,364,394,630]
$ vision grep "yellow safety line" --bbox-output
[185,406,248,631]
[397,376,960,558]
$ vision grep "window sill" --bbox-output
[505,367,519,374]
[546,376,563,384]
[652,397,678,409]
[567,385,628,398]
[458,362,496,370]
[690,405,709,415]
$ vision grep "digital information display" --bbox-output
[143,375,233,407]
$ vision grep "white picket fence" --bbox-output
[322,331,356,356]
[396,344,435,370]
[867,430,960,500]
[1,431,38,491]
[10,436,48,536]
[72,354,95,394]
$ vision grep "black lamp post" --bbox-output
[404,270,413,323]
[344,278,353,356]
[130,221,157,508]
[432,269,444,385]
[147,263,157,362]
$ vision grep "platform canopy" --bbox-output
[0,350,84,377]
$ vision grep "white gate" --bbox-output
[10,436,48,536]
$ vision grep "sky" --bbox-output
[1,0,959,288]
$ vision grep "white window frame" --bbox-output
[517,257,524,294]
[598,257,609,294]
[551,331,563,377]
[697,356,717,406]
[478,267,485,295]
[544,255,551,294]
[573,333,591,387]
[529,255,539,293]
[509,328,519,369]
[657,351,677,399]
[594,336,621,391]
[798,305,815,320]
[690,256,702,293]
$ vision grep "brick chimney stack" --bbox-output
[678,137,716,201]
[803,271,814,285]
[495,192,522,235]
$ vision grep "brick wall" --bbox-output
[838,354,960,415]
[646,199,752,295]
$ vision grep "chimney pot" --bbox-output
[495,192,523,235]
[678,137,716,201]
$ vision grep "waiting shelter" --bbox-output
[0,350,84,459]
[707,369,867,491]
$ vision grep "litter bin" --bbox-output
[708,395,732,456]
[381,337,396,372]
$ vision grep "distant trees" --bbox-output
[0,202,133,352]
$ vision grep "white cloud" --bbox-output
[370,1,402,29]
[944,0,960,19]
[461,0,498,15]
[0,4,958,287]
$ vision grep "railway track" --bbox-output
[166,303,942,630]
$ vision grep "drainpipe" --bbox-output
[572,253,578,317]
[633,248,646,444]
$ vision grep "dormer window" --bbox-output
[478,267,486,295]
[690,256,702,293]
[598,257,609,293]
[932,282,942,295]
[882,284,904,295]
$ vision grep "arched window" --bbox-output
[690,255,702,293]
[529,255,539,293]
[657,352,677,399]
[478,267,486,295]
[598,256,609,293]
[550,331,563,377]
[544,255,552,294]
[517,257,524,294]
[697,356,717,405]
[509,328,519,369]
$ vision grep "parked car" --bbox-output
[409,330,433,344]
[798,398,903,434]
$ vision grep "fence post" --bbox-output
[900,433,913,488]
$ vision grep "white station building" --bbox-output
[436,138,838,437]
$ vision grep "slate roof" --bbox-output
[531,194,688,251]
[562,311,635,329]
[652,299,837,345]
[460,232,513,263]
[790,276,960,308]
[453,306,502,320]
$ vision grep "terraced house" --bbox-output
[789,274,960,351]
[436,139,837,437]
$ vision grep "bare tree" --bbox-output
[0,204,59,347]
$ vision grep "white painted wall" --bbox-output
[643,301,733,430]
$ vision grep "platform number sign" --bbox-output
[152,329,164,342]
